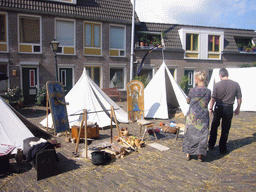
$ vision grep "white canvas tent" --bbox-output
[0,97,32,154]
[208,67,256,111]
[41,69,128,128]
[144,62,189,119]
[0,96,52,154]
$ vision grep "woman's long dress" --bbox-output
[183,87,211,156]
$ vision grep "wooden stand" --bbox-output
[137,119,157,141]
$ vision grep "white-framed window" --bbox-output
[84,21,102,56]
[55,18,76,55]
[0,12,8,53]
[110,25,126,57]
[179,27,224,60]
[18,14,42,54]
[85,65,102,87]
[208,35,221,59]
[110,65,126,90]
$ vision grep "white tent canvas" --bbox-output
[0,96,34,154]
[144,62,189,119]
[41,69,128,128]
[208,67,256,111]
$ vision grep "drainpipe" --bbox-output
[130,0,135,81]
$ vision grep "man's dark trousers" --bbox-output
[208,105,233,153]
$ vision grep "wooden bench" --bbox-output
[102,88,121,102]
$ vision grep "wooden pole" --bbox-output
[84,109,88,159]
[110,106,113,143]
[75,109,86,154]
[46,90,49,131]
[111,105,121,137]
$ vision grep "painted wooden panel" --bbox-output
[84,48,101,55]
[186,53,198,58]
[127,80,144,121]
[110,49,119,56]
[0,44,7,52]
[20,44,32,53]
[46,81,69,133]
[208,54,220,59]
[63,47,75,54]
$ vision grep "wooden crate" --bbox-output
[71,125,99,140]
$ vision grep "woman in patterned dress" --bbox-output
[183,71,211,161]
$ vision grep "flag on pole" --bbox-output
[137,45,163,76]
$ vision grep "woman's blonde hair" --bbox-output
[195,70,206,81]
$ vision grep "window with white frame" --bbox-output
[84,22,102,56]
[110,25,126,57]
[0,12,8,52]
[179,28,224,60]
[18,15,41,53]
[110,68,125,89]
[208,35,221,59]
[56,18,75,55]
[185,34,199,58]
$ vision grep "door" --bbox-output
[59,68,73,95]
[184,70,194,95]
[22,67,38,104]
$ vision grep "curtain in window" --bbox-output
[19,17,40,44]
[193,34,198,51]
[110,26,125,49]
[94,25,100,47]
[85,24,92,46]
[215,36,219,52]
[208,35,213,51]
[110,68,123,88]
[56,20,74,46]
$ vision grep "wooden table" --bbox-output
[137,119,157,141]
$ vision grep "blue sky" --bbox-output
[133,0,256,30]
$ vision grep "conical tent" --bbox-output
[208,67,256,111]
[144,62,189,119]
[0,97,33,154]
[41,69,128,128]
[0,97,52,154]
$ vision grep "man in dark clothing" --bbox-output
[208,68,242,154]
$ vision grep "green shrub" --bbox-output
[133,75,149,88]
[180,75,189,92]
[4,87,24,107]
[35,86,47,106]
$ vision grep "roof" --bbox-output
[0,0,140,24]
[136,22,256,52]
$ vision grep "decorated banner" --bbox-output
[46,81,69,133]
[127,80,144,121]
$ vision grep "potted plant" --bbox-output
[152,36,161,47]
[139,34,146,47]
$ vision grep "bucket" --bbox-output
[91,151,106,165]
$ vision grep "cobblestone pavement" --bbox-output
[0,101,256,191]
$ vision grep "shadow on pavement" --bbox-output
[204,133,256,162]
